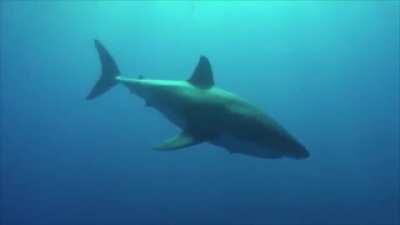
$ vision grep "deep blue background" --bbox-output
[1,2,399,225]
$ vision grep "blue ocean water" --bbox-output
[1,2,399,225]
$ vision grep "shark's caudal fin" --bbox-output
[188,56,214,89]
[86,40,120,100]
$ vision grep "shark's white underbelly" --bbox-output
[212,132,284,159]
[156,104,186,129]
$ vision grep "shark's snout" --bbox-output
[88,40,310,160]
[286,144,310,159]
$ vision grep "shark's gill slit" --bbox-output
[87,40,309,160]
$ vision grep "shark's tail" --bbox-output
[86,40,120,100]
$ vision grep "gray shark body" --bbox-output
[87,40,309,159]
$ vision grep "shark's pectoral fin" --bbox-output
[153,131,201,151]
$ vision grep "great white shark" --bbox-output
[87,40,309,159]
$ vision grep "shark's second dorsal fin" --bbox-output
[188,56,214,89]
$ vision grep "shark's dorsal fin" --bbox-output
[153,131,201,150]
[188,56,214,89]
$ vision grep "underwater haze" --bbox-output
[1,1,399,225]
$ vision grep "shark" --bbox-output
[87,40,309,159]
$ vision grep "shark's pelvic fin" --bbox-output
[188,56,214,89]
[153,131,201,150]
[86,40,120,100]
